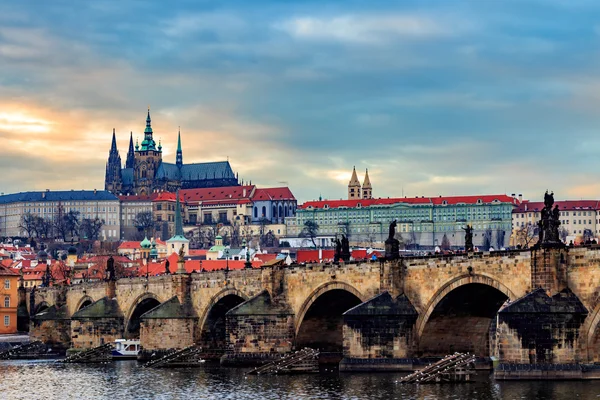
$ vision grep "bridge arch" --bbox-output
[125,293,161,339]
[197,289,248,355]
[294,281,365,353]
[581,299,600,362]
[34,301,50,315]
[75,296,94,312]
[416,273,516,357]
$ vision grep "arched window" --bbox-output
[254,207,258,219]
[273,205,277,218]
[284,205,288,217]
[4,296,9,308]
[279,205,283,219]
[262,206,266,217]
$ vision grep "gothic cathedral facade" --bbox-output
[105,109,239,195]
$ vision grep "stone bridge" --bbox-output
[26,246,600,376]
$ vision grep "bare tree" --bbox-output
[301,220,319,248]
[53,205,68,241]
[80,217,104,240]
[483,228,493,250]
[34,216,53,239]
[496,230,506,249]
[19,212,36,238]
[133,211,155,238]
[514,222,537,248]
[559,227,569,243]
[65,210,80,240]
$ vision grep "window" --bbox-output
[3,296,9,308]
[4,280,9,289]
[3,315,8,326]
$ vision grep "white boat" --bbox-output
[112,339,140,360]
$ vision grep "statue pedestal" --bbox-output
[385,238,400,260]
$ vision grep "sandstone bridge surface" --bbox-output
[25,246,600,376]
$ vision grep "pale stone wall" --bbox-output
[30,319,71,352]
[403,251,532,315]
[283,262,381,319]
[66,282,107,315]
[140,318,195,351]
[71,318,124,349]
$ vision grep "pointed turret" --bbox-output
[362,168,372,199]
[348,166,361,200]
[176,127,183,167]
[125,131,135,168]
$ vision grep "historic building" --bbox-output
[0,264,19,334]
[511,198,600,246]
[285,195,517,249]
[0,190,120,240]
[105,109,239,196]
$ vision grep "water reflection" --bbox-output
[0,361,599,400]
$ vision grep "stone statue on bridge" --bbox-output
[334,238,342,264]
[29,286,36,317]
[534,190,564,249]
[165,260,170,275]
[178,245,185,262]
[341,235,351,262]
[463,225,474,252]
[385,220,400,260]
[105,255,116,281]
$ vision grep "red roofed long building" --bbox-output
[286,194,519,249]
[512,200,600,246]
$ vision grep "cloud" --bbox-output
[276,14,455,44]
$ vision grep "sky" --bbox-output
[1,0,600,203]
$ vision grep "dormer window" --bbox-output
[357,203,362,208]
[442,200,447,206]
[324,204,329,209]
[477,199,483,205]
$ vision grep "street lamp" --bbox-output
[224,248,230,272]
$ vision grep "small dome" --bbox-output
[37,249,48,262]
[67,245,77,255]
[215,235,223,240]
[140,237,151,249]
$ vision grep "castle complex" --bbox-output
[105,109,238,195]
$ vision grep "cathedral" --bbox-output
[105,109,239,195]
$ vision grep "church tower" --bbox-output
[105,129,122,194]
[133,108,163,195]
[125,131,135,169]
[362,169,372,199]
[348,166,361,200]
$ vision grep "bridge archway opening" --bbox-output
[76,296,93,311]
[199,293,246,354]
[295,289,362,353]
[34,302,50,315]
[126,297,161,338]
[419,283,508,357]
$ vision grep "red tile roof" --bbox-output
[0,265,19,276]
[181,185,255,204]
[514,200,600,213]
[296,249,335,262]
[254,253,278,263]
[252,187,296,201]
[300,194,517,210]
[153,192,184,203]
[136,252,263,276]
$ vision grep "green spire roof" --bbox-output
[141,236,151,249]
[140,108,158,152]
[177,129,182,153]
[174,189,183,237]
[144,108,152,134]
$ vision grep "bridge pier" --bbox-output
[221,290,295,366]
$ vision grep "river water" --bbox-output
[1,360,600,400]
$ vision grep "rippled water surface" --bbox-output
[2,360,600,400]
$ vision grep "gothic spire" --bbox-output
[174,189,184,237]
[176,127,183,167]
[362,168,372,188]
[125,131,135,168]
[110,129,117,152]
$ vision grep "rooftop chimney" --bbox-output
[518,194,523,202]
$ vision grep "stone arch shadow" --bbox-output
[124,292,161,339]
[415,273,517,357]
[294,281,366,353]
[580,297,600,362]
[196,288,249,355]
[75,296,94,312]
